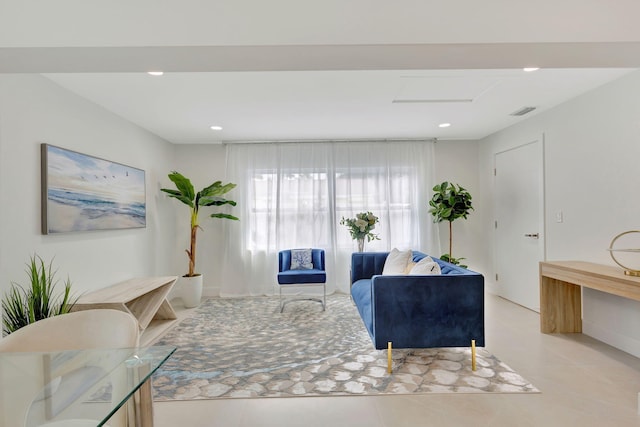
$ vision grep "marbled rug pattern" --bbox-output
[152,295,538,400]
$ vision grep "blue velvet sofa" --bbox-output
[350,251,485,350]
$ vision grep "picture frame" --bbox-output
[41,144,146,234]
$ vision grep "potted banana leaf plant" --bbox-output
[161,171,238,307]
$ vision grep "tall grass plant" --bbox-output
[1,255,76,335]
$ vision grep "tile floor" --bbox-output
[154,293,640,426]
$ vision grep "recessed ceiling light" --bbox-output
[210,125,223,131]
[147,71,164,76]
[438,123,451,128]
[523,67,540,72]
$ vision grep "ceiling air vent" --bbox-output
[510,106,537,116]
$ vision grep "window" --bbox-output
[222,140,437,295]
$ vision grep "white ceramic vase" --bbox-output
[176,274,203,308]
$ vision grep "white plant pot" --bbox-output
[176,274,203,308]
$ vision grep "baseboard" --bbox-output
[583,319,640,358]
[484,281,499,296]
[202,286,219,298]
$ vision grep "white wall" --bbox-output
[4,1,640,47]
[167,141,484,296]
[478,70,640,356]
[0,74,176,306]
[8,69,639,358]
[0,74,484,304]
[433,140,483,273]
[167,144,229,296]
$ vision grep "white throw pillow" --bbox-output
[409,260,441,275]
[403,261,417,275]
[382,248,413,275]
[411,255,433,269]
[290,248,313,270]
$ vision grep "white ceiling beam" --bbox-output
[3,42,640,73]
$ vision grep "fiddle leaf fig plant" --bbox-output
[161,171,239,277]
[2,255,76,335]
[428,181,473,267]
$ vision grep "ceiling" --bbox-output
[3,1,640,144]
[44,68,634,143]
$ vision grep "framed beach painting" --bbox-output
[41,144,146,234]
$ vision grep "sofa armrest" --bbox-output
[370,274,485,349]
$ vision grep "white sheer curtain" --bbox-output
[220,140,440,296]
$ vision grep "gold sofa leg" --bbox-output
[471,339,477,371]
[387,341,392,373]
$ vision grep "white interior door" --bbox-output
[494,137,545,312]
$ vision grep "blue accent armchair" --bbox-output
[277,249,326,312]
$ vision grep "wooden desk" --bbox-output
[539,261,640,333]
[72,276,178,346]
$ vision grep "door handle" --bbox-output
[524,233,539,238]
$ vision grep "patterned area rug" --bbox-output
[152,295,538,400]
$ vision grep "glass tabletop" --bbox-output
[0,345,175,427]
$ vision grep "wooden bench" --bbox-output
[71,276,178,346]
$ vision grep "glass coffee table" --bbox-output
[0,345,175,427]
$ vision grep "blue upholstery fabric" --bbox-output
[351,279,374,341]
[278,249,326,285]
[350,251,485,350]
[350,252,388,283]
[277,269,326,284]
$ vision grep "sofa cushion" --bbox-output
[434,259,473,275]
[382,248,412,275]
[412,251,430,262]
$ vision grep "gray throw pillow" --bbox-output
[291,248,313,270]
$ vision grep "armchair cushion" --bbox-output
[277,269,326,284]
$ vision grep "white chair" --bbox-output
[0,309,140,427]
